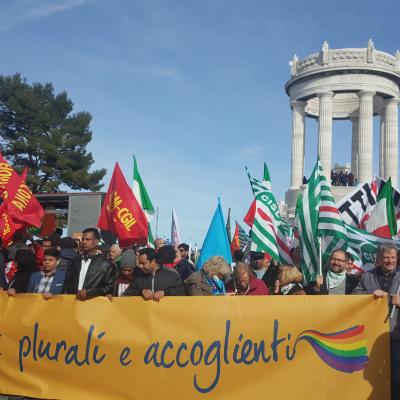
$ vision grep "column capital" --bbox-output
[384,97,399,107]
[357,90,376,99]
[317,91,334,100]
[290,100,306,112]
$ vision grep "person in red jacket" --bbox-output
[227,262,269,295]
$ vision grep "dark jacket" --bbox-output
[64,254,115,297]
[27,269,67,294]
[353,268,400,338]
[175,258,195,282]
[124,266,185,296]
[0,253,7,289]
[112,267,144,296]
[57,248,77,272]
[305,274,359,295]
[252,264,279,292]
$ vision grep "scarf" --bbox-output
[280,282,302,295]
[326,269,346,290]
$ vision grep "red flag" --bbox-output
[230,222,240,255]
[243,199,256,228]
[98,163,148,246]
[0,152,18,200]
[6,169,45,228]
[0,202,23,246]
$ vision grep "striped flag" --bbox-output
[245,165,293,263]
[345,223,400,271]
[295,160,324,282]
[246,168,280,261]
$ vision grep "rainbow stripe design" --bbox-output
[294,325,368,373]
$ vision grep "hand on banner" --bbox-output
[42,293,53,300]
[76,289,88,301]
[373,290,387,298]
[391,294,400,307]
[7,288,16,297]
[106,294,113,302]
[313,276,324,292]
[274,280,280,294]
[142,289,154,301]
[153,290,165,302]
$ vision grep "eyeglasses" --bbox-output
[331,257,348,263]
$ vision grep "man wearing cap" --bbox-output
[64,228,115,300]
[112,249,140,297]
[250,251,279,293]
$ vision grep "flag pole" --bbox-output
[155,206,159,238]
[318,236,322,276]
[390,285,400,319]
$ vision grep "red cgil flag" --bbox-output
[0,152,20,200]
[0,202,23,246]
[0,154,44,228]
[98,162,148,247]
[6,168,45,228]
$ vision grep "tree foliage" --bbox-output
[0,74,106,193]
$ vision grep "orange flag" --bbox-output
[230,222,241,256]
[98,163,148,247]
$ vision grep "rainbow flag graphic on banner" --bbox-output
[294,325,368,373]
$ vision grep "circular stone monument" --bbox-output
[284,40,400,221]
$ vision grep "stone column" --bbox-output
[317,92,334,181]
[379,108,385,178]
[290,100,306,188]
[357,91,375,183]
[351,118,359,180]
[384,97,399,187]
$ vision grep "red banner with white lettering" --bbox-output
[98,163,148,246]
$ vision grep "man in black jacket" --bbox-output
[124,247,185,301]
[64,228,114,300]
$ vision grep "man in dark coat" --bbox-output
[353,244,400,398]
[124,247,184,301]
[64,228,114,300]
[250,251,279,293]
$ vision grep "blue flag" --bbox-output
[197,198,233,269]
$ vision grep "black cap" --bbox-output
[250,251,264,261]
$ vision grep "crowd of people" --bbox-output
[330,169,355,186]
[0,227,399,398]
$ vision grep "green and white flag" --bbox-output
[295,161,322,281]
[246,168,280,261]
[345,223,400,270]
[133,156,155,247]
[295,159,348,281]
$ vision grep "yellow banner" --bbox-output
[0,293,391,399]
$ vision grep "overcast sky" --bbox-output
[1,0,400,244]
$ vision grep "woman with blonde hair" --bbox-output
[277,264,305,295]
[185,256,230,296]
